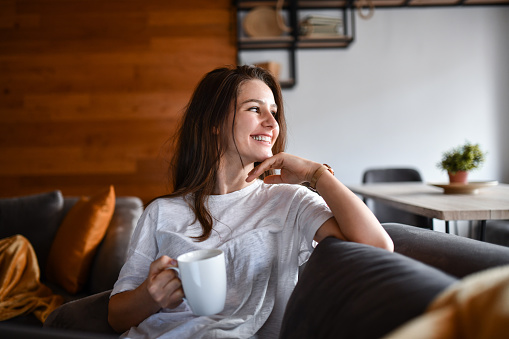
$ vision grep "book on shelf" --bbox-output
[300,15,342,26]
[299,15,344,37]
[300,23,343,35]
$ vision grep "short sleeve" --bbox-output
[293,187,333,265]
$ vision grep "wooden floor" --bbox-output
[0,0,236,203]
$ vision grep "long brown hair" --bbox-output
[161,65,287,241]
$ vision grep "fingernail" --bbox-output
[171,259,177,266]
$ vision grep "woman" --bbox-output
[108,65,393,338]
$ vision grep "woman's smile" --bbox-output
[251,134,272,144]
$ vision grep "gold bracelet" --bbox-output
[309,164,334,189]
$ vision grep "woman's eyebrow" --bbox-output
[240,99,277,108]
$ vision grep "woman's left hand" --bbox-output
[246,152,322,185]
[247,152,394,252]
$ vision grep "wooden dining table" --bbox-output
[346,182,509,241]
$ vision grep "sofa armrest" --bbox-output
[281,237,456,339]
[44,290,117,335]
[383,223,509,278]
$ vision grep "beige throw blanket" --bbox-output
[0,235,63,323]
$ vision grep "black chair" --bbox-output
[362,168,433,229]
[485,220,509,247]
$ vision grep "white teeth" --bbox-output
[252,135,271,142]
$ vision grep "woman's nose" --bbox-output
[262,110,277,127]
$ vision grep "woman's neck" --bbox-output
[214,160,255,195]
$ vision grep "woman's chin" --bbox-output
[255,153,274,163]
[242,151,274,166]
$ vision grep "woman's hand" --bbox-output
[246,152,394,252]
[108,256,184,333]
[246,152,322,185]
[146,256,185,310]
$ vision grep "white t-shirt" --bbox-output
[112,180,333,339]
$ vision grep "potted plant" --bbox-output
[437,142,486,184]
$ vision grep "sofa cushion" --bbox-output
[0,191,64,274]
[46,186,115,294]
[280,237,457,339]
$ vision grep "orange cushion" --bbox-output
[46,186,115,294]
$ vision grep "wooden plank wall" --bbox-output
[0,0,236,203]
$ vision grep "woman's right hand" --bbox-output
[146,255,185,310]
[108,255,185,333]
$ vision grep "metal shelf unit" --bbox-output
[235,0,355,88]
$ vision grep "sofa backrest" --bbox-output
[86,196,143,294]
[0,191,65,274]
[0,191,144,297]
[383,223,509,278]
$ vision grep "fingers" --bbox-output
[165,284,185,309]
[247,155,282,182]
[150,255,177,275]
[247,153,320,185]
[147,256,184,309]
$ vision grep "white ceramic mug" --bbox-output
[170,249,227,316]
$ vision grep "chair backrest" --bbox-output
[363,168,423,184]
[362,168,431,228]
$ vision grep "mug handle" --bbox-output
[167,266,180,276]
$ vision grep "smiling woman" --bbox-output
[107,65,393,339]
[225,79,280,174]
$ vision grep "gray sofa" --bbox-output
[2,190,509,338]
[43,223,509,338]
[0,190,143,334]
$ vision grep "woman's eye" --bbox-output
[271,111,277,117]
[248,107,260,113]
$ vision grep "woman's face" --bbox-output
[225,79,279,167]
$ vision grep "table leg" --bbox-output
[478,220,487,241]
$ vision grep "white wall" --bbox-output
[281,7,509,185]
